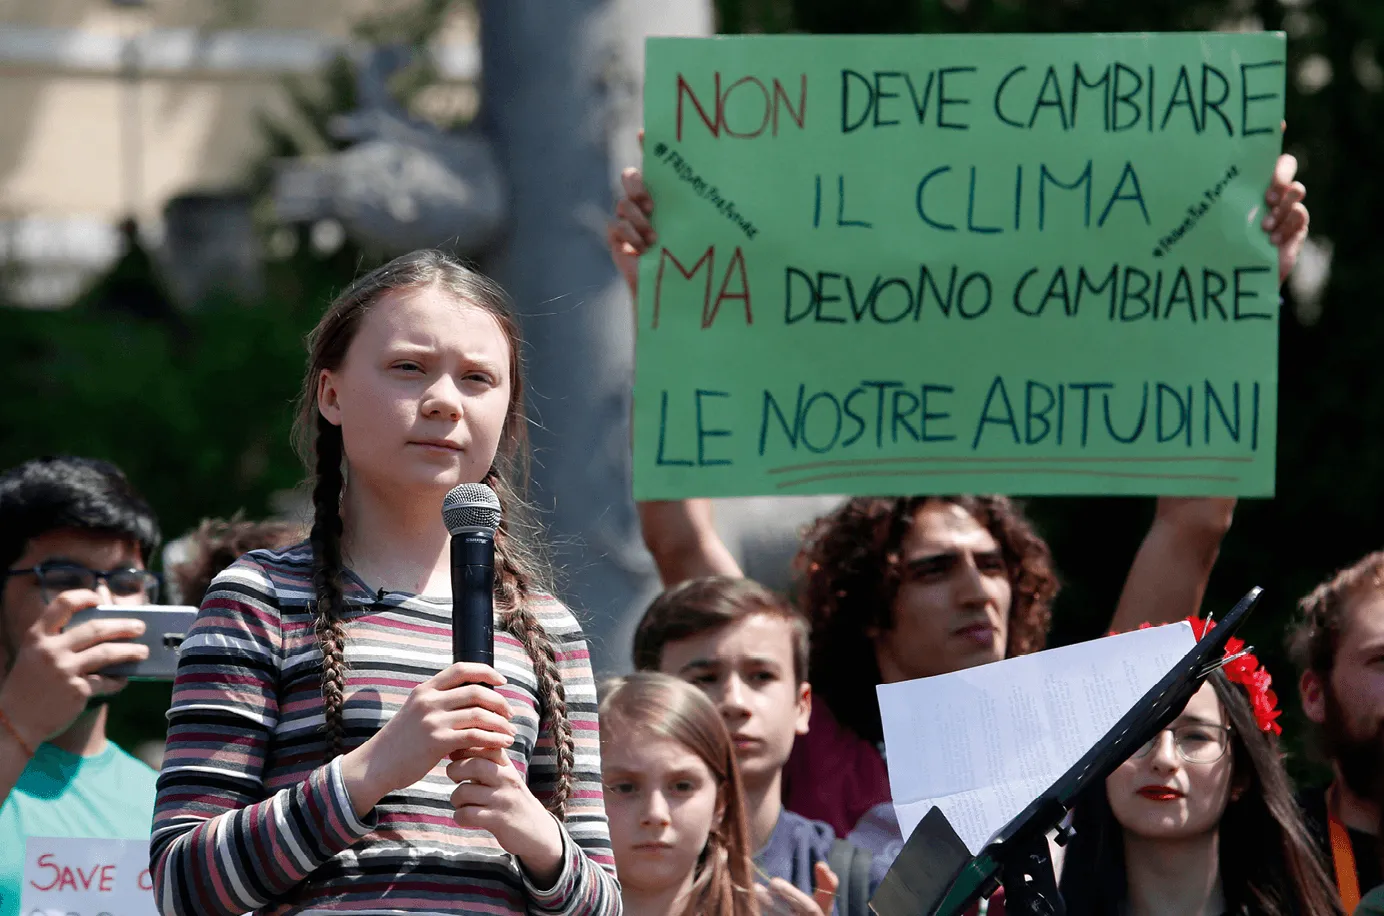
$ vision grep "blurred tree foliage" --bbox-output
[716,0,1384,778]
[0,255,346,749]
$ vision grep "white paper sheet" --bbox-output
[877,621,1196,855]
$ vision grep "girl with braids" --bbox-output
[1059,619,1342,916]
[150,250,621,916]
[600,673,767,916]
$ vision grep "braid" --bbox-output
[488,472,575,816]
[310,414,350,762]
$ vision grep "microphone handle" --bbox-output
[451,532,495,667]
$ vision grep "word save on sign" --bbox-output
[632,33,1284,499]
[20,837,156,916]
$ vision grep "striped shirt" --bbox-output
[150,543,621,916]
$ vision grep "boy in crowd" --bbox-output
[1290,551,1384,907]
[633,576,888,916]
[0,457,162,916]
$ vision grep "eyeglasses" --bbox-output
[3,562,160,604]
[1132,723,1232,765]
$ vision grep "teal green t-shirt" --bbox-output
[1358,886,1384,916]
[0,741,157,916]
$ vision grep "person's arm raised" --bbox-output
[1108,497,1236,632]
[637,499,744,585]
[1108,152,1306,633]
[610,164,743,586]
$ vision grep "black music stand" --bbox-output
[869,587,1263,916]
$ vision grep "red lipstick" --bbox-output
[1136,785,1183,801]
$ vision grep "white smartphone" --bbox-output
[64,605,199,681]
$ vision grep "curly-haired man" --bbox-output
[636,491,1234,860]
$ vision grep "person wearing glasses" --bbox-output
[0,456,161,916]
[1059,619,1342,916]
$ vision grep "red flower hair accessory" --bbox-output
[1113,617,1282,735]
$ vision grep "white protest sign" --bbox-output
[877,621,1196,855]
[20,837,157,916]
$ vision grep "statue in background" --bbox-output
[272,44,507,257]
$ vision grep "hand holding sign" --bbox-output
[1263,150,1308,284]
[609,166,656,297]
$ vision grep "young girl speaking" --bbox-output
[150,251,621,915]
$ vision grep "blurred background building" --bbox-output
[0,0,480,308]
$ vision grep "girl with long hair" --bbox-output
[602,673,788,916]
[150,251,620,915]
[1060,620,1342,916]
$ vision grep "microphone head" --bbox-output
[441,483,501,535]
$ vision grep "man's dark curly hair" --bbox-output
[794,495,1060,745]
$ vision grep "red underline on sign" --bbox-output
[772,467,1242,490]
[766,455,1255,475]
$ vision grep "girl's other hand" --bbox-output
[340,662,516,817]
[608,166,656,299]
[447,747,565,886]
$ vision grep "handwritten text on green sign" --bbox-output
[633,34,1285,499]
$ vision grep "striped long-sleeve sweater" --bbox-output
[150,543,621,916]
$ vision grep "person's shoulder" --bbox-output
[1358,885,1384,916]
[776,808,839,854]
[54,745,159,842]
[524,591,588,640]
[780,810,893,901]
[204,540,313,605]
[106,742,159,786]
[65,744,158,824]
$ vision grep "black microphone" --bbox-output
[441,483,500,666]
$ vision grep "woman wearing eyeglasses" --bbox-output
[1059,619,1343,916]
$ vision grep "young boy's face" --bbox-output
[657,612,810,792]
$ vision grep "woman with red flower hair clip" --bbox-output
[1059,618,1343,916]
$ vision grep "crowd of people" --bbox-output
[0,137,1379,916]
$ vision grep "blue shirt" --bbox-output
[754,808,889,914]
[0,741,157,916]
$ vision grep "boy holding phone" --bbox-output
[0,456,161,916]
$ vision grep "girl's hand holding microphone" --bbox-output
[446,748,565,886]
[337,661,564,885]
[338,662,516,818]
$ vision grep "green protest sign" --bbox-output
[632,33,1285,500]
